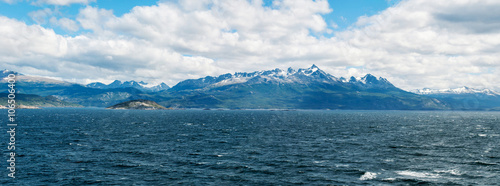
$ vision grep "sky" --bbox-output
[0,0,499,91]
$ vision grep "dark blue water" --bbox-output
[1,108,500,185]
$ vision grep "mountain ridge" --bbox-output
[411,86,500,110]
[159,65,446,110]
[1,69,169,93]
[171,65,396,92]
[86,80,170,92]
[412,86,500,96]
[2,67,499,110]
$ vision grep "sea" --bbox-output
[1,108,500,185]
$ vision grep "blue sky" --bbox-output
[0,0,159,35]
[0,0,498,91]
[326,0,393,29]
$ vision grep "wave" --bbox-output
[434,169,462,176]
[469,161,497,166]
[359,172,378,181]
[395,170,440,179]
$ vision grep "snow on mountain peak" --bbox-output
[170,65,399,91]
[412,86,500,96]
[86,80,169,91]
[297,64,321,76]
[310,64,319,71]
[347,74,388,85]
[197,65,337,87]
[136,81,164,88]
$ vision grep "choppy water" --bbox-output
[1,108,500,185]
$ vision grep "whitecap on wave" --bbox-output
[434,169,462,176]
[359,172,378,181]
[395,170,440,179]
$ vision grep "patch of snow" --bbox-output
[198,65,383,88]
[15,75,70,84]
[413,86,500,96]
[212,77,251,87]
[138,81,161,88]
[357,77,366,84]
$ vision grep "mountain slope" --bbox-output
[8,66,497,110]
[87,80,170,92]
[412,87,500,110]
[161,65,447,110]
[171,65,397,91]
[107,99,166,110]
[0,93,81,107]
[412,86,500,96]
[1,70,152,107]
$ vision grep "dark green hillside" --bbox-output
[107,99,167,110]
[158,82,447,110]
[0,93,81,107]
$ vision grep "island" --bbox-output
[106,99,167,110]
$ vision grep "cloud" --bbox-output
[29,8,80,32]
[50,17,79,32]
[72,0,337,81]
[77,6,115,33]
[2,0,93,5]
[334,0,500,90]
[1,0,500,91]
[34,0,95,6]
[28,8,53,24]
[1,0,17,4]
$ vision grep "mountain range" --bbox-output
[171,65,396,91]
[412,86,500,96]
[1,66,499,110]
[87,80,170,92]
[412,87,500,110]
[161,65,445,109]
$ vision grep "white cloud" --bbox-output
[71,0,337,82]
[329,21,338,29]
[2,0,93,5]
[0,16,67,58]
[50,17,79,32]
[29,8,80,32]
[335,0,500,90]
[34,0,95,6]
[1,0,500,91]
[1,0,18,4]
[77,6,115,33]
[28,8,53,24]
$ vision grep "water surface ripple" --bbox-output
[2,109,499,185]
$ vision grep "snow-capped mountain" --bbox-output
[412,86,500,110]
[87,80,170,92]
[412,87,500,96]
[164,65,448,110]
[1,67,451,109]
[1,69,72,85]
[171,65,395,91]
